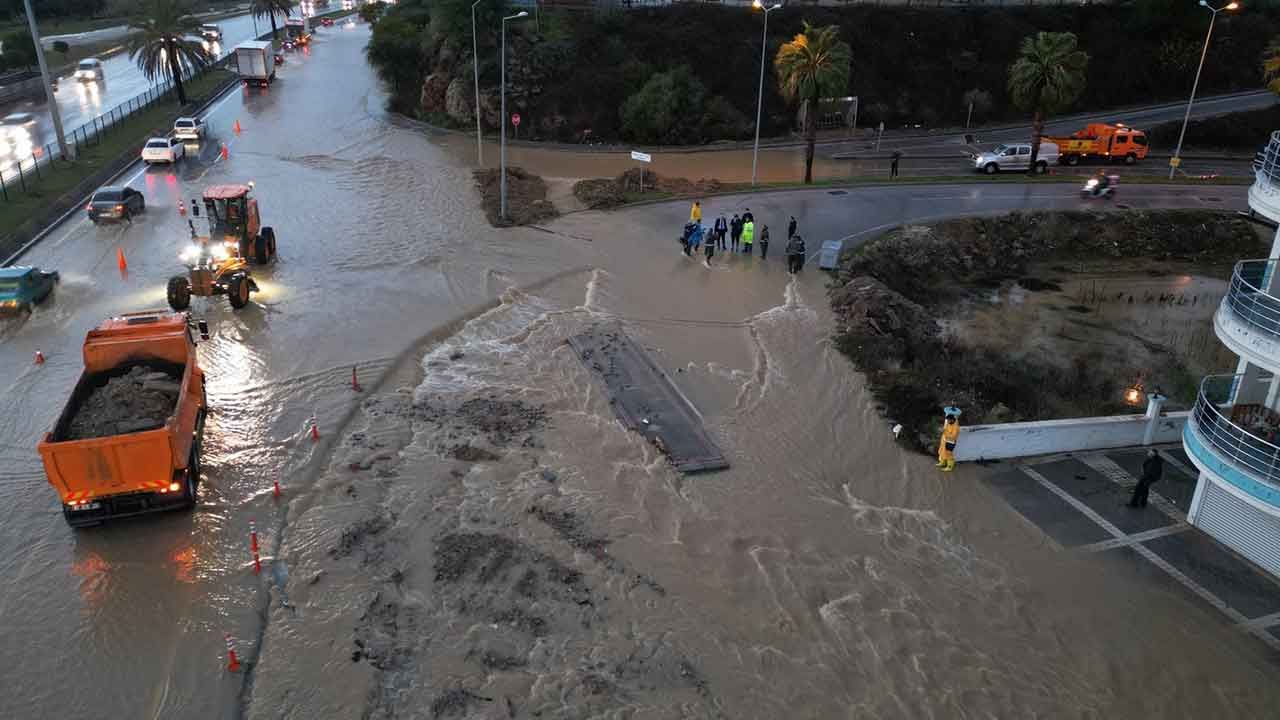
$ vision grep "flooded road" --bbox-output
[0,20,1275,719]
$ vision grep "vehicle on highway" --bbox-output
[1,112,36,135]
[972,141,1059,175]
[1045,123,1148,166]
[141,136,185,164]
[168,183,278,311]
[285,17,312,46]
[200,23,222,41]
[74,58,104,82]
[321,17,335,27]
[1081,173,1119,200]
[233,40,276,86]
[173,116,204,141]
[37,311,209,527]
[87,185,146,223]
[0,266,59,315]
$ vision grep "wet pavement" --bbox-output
[0,20,1276,719]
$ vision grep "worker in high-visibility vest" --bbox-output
[690,200,702,223]
[937,408,961,472]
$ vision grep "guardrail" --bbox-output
[1254,130,1280,188]
[1223,259,1280,341]
[1191,373,1280,490]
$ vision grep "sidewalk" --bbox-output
[983,446,1280,655]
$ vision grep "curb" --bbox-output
[3,72,243,266]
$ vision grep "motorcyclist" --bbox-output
[1093,170,1111,195]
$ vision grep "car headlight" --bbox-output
[212,244,229,261]
[181,245,202,262]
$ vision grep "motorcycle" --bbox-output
[1081,174,1119,200]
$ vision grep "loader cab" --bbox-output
[197,185,260,248]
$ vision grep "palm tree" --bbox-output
[127,0,211,106]
[774,22,851,184]
[252,0,294,41]
[1263,36,1280,95]
[1007,31,1089,175]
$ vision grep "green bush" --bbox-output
[1145,105,1280,151]
[0,29,37,72]
[365,15,427,114]
[619,66,746,144]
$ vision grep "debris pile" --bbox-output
[65,365,181,440]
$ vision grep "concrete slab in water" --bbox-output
[1105,448,1198,515]
[1036,459,1176,535]
[568,326,728,474]
[983,469,1112,548]
[1144,531,1280,620]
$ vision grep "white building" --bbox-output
[1184,131,1280,577]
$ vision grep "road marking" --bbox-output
[1239,610,1280,630]
[1079,454,1186,523]
[1078,524,1192,553]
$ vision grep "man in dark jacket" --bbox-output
[786,235,805,274]
[787,216,797,239]
[730,214,743,252]
[1127,450,1163,508]
[714,215,728,250]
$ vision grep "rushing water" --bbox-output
[0,19,1274,720]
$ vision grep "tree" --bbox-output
[961,88,992,124]
[126,0,211,105]
[358,1,386,24]
[1264,36,1280,95]
[250,0,292,41]
[774,22,851,184]
[0,29,36,71]
[1007,31,1089,174]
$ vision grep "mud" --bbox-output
[573,169,729,209]
[63,364,181,440]
[473,167,559,227]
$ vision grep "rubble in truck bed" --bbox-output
[64,365,182,440]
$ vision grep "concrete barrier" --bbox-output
[954,410,1189,462]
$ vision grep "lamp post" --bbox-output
[751,1,781,187]
[1169,0,1239,180]
[22,0,71,160]
[500,10,528,221]
[471,0,484,167]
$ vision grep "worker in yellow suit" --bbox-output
[937,407,961,472]
[690,200,702,223]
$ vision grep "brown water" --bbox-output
[0,20,1275,720]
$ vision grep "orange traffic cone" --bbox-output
[225,633,241,672]
[272,478,281,499]
[233,119,242,135]
[178,199,186,216]
[310,419,320,441]
[33,350,45,365]
[351,366,362,392]
[220,143,229,161]
[116,247,127,272]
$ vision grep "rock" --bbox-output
[445,76,473,126]
[420,72,451,115]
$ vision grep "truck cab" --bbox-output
[1052,123,1148,165]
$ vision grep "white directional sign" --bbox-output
[631,150,652,163]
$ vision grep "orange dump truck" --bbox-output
[38,311,208,527]
[1043,123,1149,166]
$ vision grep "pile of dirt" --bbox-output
[829,210,1266,452]
[473,167,559,227]
[572,169,727,209]
[64,365,181,440]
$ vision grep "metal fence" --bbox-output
[1224,259,1280,341]
[1254,130,1280,188]
[1192,373,1280,490]
[0,57,229,202]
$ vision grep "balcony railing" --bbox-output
[1223,259,1280,341]
[1192,374,1280,490]
[1255,131,1280,188]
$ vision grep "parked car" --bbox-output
[75,58,104,82]
[200,23,222,41]
[972,141,1060,175]
[141,136,185,164]
[0,266,59,315]
[321,17,334,26]
[87,185,145,223]
[173,116,204,141]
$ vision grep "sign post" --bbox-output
[876,121,884,152]
[631,150,652,193]
[966,101,973,129]
[849,96,858,137]
[511,112,521,140]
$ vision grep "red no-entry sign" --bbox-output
[511,113,521,127]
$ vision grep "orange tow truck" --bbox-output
[1043,123,1149,166]
[37,311,209,527]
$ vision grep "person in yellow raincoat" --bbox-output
[690,201,702,223]
[937,409,960,472]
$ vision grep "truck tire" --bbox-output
[260,226,276,263]
[1065,154,1080,166]
[180,411,205,510]
[983,163,998,175]
[228,274,250,309]
[254,235,268,265]
[1124,153,1137,165]
[168,275,192,311]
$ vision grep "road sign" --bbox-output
[511,113,521,127]
[630,150,652,163]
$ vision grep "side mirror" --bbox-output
[197,320,210,340]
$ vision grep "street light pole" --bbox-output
[471,0,483,167]
[21,0,72,160]
[1169,0,1239,180]
[751,1,781,187]
[500,11,528,221]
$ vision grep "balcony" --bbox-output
[1185,374,1280,508]
[1214,259,1280,374]
[1249,131,1280,223]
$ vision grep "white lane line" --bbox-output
[1019,464,1279,650]
[1078,524,1192,553]
[1079,454,1186,523]
[1239,610,1280,630]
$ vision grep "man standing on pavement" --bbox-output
[741,218,755,255]
[786,234,805,273]
[704,228,716,266]
[714,215,728,250]
[759,224,770,259]
[787,215,797,240]
[890,151,901,179]
[730,214,743,252]
[1127,450,1163,508]
[690,200,702,224]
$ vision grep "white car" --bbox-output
[141,136,185,164]
[173,117,204,141]
[75,58,104,82]
[972,141,1060,175]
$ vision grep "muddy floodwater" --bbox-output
[0,20,1276,720]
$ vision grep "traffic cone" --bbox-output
[351,366,362,392]
[219,143,229,161]
[272,478,281,499]
[116,247,127,272]
[233,119,242,135]
[178,199,186,216]
[310,419,320,441]
[33,350,44,365]
[250,521,261,575]
[225,633,241,673]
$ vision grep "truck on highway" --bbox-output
[285,17,312,47]
[233,40,275,87]
[37,311,209,527]
[1043,123,1149,166]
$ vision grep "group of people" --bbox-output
[683,201,807,273]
